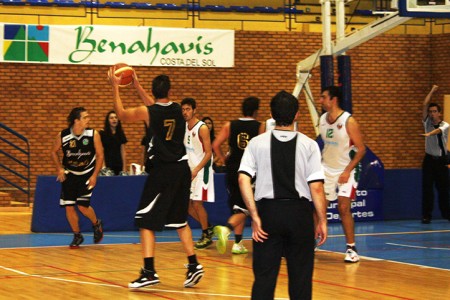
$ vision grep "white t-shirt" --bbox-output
[423,117,449,156]
[265,118,298,131]
[239,130,324,202]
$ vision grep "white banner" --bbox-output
[0,23,234,68]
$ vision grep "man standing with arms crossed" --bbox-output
[108,70,204,289]
[181,97,215,249]
[319,86,366,263]
[239,91,327,299]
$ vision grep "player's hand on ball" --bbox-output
[108,66,121,87]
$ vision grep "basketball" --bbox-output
[114,63,134,87]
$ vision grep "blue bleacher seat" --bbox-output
[230,5,253,13]
[284,6,303,14]
[131,2,156,9]
[80,0,103,8]
[254,6,282,14]
[52,0,81,7]
[204,5,232,12]
[354,10,374,16]
[155,3,183,10]
[180,3,206,11]
[104,1,131,8]
[2,0,26,5]
[26,0,52,6]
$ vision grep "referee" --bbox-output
[238,91,327,300]
[421,85,450,224]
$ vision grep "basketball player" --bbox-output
[212,96,263,255]
[238,90,327,299]
[181,97,215,249]
[319,86,366,263]
[108,70,204,289]
[50,107,104,248]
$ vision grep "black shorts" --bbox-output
[135,160,191,231]
[226,163,250,214]
[60,171,93,207]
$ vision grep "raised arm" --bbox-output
[133,71,155,106]
[423,85,439,120]
[108,66,149,125]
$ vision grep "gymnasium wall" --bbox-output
[1,3,450,209]
[2,30,449,195]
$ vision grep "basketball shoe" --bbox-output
[214,226,231,254]
[231,241,249,254]
[128,268,160,289]
[184,263,204,287]
[344,245,360,263]
[93,219,103,244]
[69,233,84,249]
[194,233,213,249]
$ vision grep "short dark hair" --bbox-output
[242,96,260,117]
[322,85,342,107]
[181,97,197,109]
[428,103,442,112]
[67,107,86,127]
[270,91,298,126]
[152,75,171,99]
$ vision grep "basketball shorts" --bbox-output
[135,160,191,231]
[190,166,215,202]
[324,168,358,201]
[60,171,93,207]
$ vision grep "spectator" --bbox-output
[100,110,128,175]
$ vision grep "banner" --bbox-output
[327,189,383,223]
[0,23,234,68]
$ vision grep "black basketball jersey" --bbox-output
[61,128,96,175]
[227,119,261,166]
[146,102,187,163]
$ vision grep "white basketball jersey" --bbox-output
[185,121,206,169]
[319,111,356,171]
[184,121,215,202]
[265,118,298,131]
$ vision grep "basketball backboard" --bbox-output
[398,0,450,17]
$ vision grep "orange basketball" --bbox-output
[114,63,134,87]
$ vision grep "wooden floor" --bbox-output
[0,210,449,300]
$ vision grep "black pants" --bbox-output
[422,154,450,220]
[252,199,314,300]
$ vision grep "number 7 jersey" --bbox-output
[146,102,187,163]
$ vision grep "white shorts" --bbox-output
[324,168,358,201]
[190,168,215,202]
